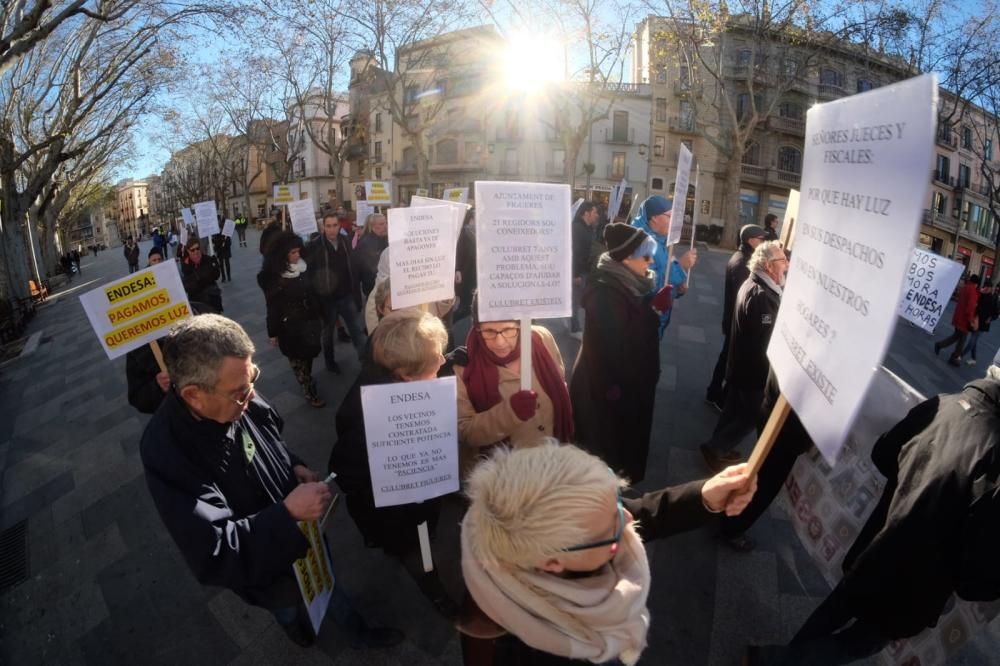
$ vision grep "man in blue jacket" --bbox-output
[631,195,677,337]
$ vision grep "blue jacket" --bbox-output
[632,216,688,336]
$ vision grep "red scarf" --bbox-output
[462,327,574,442]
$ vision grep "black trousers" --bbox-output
[703,387,762,453]
[936,327,968,360]
[706,334,729,400]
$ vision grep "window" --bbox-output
[856,79,874,93]
[679,101,694,125]
[936,154,950,182]
[987,139,994,161]
[932,191,947,215]
[435,138,458,165]
[611,152,626,179]
[375,113,383,133]
[655,98,667,123]
[736,93,750,120]
[551,149,565,175]
[742,142,761,165]
[962,126,973,150]
[656,68,667,84]
[374,141,382,161]
[402,146,417,171]
[679,65,690,88]
[779,102,802,119]
[819,68,842,87]
[782,58,798,77]
[464,142,479,164]
[654,135,665,157]
[958,163,971,188]
[737,49,752,66]
[612,111,629,142]
[375,166,382,179]
[652,177,664,190]
[778,146,801,173]
[503,148,518,174]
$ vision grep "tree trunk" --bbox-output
[719,151,744,250]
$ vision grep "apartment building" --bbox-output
[116,179,149,240]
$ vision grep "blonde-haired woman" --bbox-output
[461,443,756,665]
[327,309,458,618]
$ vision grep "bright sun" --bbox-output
[501,31,565,95]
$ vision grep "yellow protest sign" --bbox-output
[292,520,337,635]
[364,180,393,205]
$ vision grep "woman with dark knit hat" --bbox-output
[570,223,672,483]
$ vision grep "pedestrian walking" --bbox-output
[934,274,980,366]
[212,223,233,282]
[259,231,326,407]
[960,279,995,365]
[235,214,248,247]
[570,223,671,483]
[180,237,223,312]
[123,236,140,273]
[569,202,599,339]
[630,195,674,338]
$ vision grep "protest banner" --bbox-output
[780,189,800,250]
[291,519,336,635]
[365,180,392,205]
[443,187,468,204]
[608,178,628,223]
[286,198,316,237]
[193,200,219,239]
[273,183,300,206]
[761,73,937,465]
[411,195,469,237]
[222,218,235,237]
[80,260,192,362]
[387,205,456,309]
[896,247,964,333]
[179,224,188,249]
[780,366,999,665]
[355,201,376,228]
[667,143,693,247]
[180,208,195,229]
[362,375,459,510]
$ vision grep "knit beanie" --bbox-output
[605,223,650,261]
[643,195,673,218]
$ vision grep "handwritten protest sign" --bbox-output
[287,198,316,236]
[291,519,336,635]
[896,248,964,333]
[365,180,392,205]
[473,181,571,322]
[387,206,456,309]
[362,377,459,508]
[222,219,235,238]
[411,195,469,237]
[193,200,219,239]
[780,366,999,665]
[668,143,692,246]
[273,183,300,205]
[80,260,192,359]
[179,224,188,249]
[180,208,195,229]
[443,187,468,204]
[766,73,937,464]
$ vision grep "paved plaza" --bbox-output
[1,229,997,665]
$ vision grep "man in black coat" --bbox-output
[140,314,401,648]
[569,201,599,338]
[304,213,367,374]
[705,224,767,409]
[748,376,1000,665]
[701,240,786,472]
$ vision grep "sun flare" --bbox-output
[500,31,565,95]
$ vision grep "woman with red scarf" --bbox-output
[452,302,573,479]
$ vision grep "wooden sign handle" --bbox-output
[150,340,167,374]
[519,316,532,391]
[746,393,791,477]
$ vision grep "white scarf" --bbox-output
[282,258,307,278]
[461,518,651,664]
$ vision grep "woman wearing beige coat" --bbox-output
[451,310,573,478]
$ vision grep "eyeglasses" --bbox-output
[769,255,788,264]
[208,364,261,406]
[478,326,519,341]
[563,490,625,553]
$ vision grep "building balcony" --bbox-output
[673,81,702,97]
[936,129,957,150]
[604,127,635,144]
[602,82,649,95]
[669,116,699,135]
[499,162,519,176]
[741,164,767,183]
[932,170,955,186]
[785,76,812,95]
[923,209,959,233]
[768,115,805,136]
[430,160,483,173]
[395,161,417,175]
[606,165,629,179]
[817,83,846,100]
[773,169,801,185]
[345,144,368,159]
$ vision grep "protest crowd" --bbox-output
[101,169,998,666]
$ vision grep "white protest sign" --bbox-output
[362,377,460,508]
[222,218,235,237]
[193,200,219,239]
[668,144,693,246]
[897,248,964,333]
[291,519,336,635]
[79,260,192,360]
[287,198,316,236]
[365,180,392,205]
[273,183,300,206]
[411,195,470,238]
[474,181,572,321]
[608,178,628,222]
[179,224,188,249]
[180,208,195,229]
[767,73,937,464]
[443,187,468,204]
[781,188,800,250]
[387,206,456,309]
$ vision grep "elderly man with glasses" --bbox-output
[140,314,402,649]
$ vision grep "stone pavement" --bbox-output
[0,232,997,665]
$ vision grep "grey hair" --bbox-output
[163,314,255,389]
[748,240,783,274]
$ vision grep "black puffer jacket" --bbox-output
[725,270,781,392]
[259,271,322,360]
[722,245,754,335]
